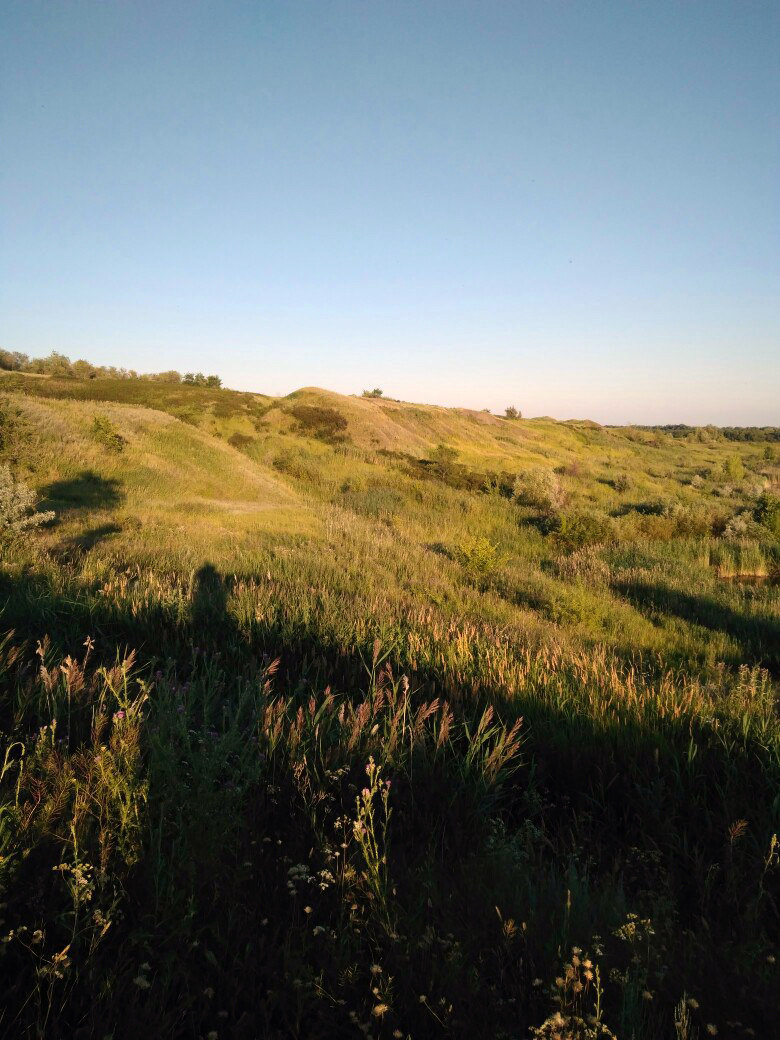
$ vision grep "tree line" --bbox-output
[0,349,222,388]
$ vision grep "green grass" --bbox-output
[0,376,779,1039]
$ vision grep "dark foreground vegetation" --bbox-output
[0,367,778,1039]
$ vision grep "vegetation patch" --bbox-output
[92,413,126,452]
[289,403,349,442]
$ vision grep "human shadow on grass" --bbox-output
[1,561,778,1039]
[39,470,124,515]
[614,577,780,671]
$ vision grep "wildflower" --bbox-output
[31,930,44,944]
[642,990,653,1001]
[393,1032,403,1039]
[372,1004,389,1017]
[370,964,383,974]
[140,962,151,971]
[114,710,125,720]
[207,1033,218,1040]
[303,906,313,914]
[687,998,700,1010]
[532,978,543,987]
[418,995,427,1003]
[767,954,776,964]
[706,1027,718,1036]
[133,976,151,989]
[203,987,215,999]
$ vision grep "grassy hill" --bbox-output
[1,371,779,1039]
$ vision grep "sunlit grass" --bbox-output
[0,379,778,1037]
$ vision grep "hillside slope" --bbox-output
[1,372,779,1038]
[2,390,315,562]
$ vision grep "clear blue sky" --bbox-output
[2,1,778,424]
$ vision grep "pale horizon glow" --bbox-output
[1,1,778,426]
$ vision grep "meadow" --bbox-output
[0,369,778,1039]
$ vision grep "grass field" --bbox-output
[1,372,778,1039]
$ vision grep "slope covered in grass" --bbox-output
[0,374,779,1039]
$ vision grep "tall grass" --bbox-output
[1,382,779,1037]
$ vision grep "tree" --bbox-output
[205,375,222,388]
[504,406,521,420]
[72,359,96,379]
[362,388,383,398]
[0,349,29,371]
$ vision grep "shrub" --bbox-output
[723,454,746,482]
[228,432,255,450]
[272,448,321,484]
[92,414,126,452]
[723,510,758,539]
[553,510,613,553]
[504,405,521,419]
[755,492,780,538]
[362,388,384,398]
[454,535,503,581]
[0,464,54,544]
[513,469,564,512]
[613,472,631,492]
[431,443,459,465]
[289,404,348,442]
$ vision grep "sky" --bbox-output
[1,1,778,424]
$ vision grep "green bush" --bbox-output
[272,447,321,483]
[755,492,780,538]
[552,510,613,553]
[454,535,503,581]
[0,464,54,546]
[513,469,564,512]
[92,414,126,452]
[723,454,746,482]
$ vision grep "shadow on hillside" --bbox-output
[40,470,124,515]
[0,561,776,922]
[1,561,778,1036]
[65,523,123,552]
[614,578,780,671]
